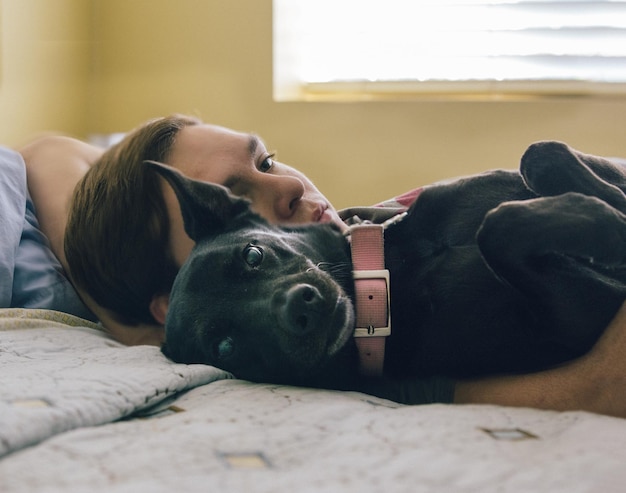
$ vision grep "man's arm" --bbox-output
[19,136,164,346]
[19,136,102,267]
[455,299,626,418]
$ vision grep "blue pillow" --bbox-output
[0,146,95,321]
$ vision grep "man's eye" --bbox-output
[243,244,264,267]
[259,154,275,173]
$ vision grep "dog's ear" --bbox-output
[145,160,252,241]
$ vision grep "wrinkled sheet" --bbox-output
[1,308,626,493]
[0,309,230,457]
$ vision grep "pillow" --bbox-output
[0,146,95,321]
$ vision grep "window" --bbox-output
[273,0,626,100]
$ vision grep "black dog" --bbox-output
[150,141,626,395]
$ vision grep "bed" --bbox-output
[1,308,626,493]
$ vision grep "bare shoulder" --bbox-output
[19,135,103,176]
[18,136,104,264]
[19,135,103,203]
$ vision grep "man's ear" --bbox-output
[145,160,251,241]
[149,293,170,326]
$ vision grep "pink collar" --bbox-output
[349,223,392,377]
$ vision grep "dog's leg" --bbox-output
[521,141,626,214]
[480,193,626,269]
[477,192,626,352]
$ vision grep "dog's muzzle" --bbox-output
[276,283,325,334]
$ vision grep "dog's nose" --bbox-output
[278,283,325,334]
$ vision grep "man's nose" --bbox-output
[271,175,305,220]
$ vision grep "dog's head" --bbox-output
[147,162,357,384]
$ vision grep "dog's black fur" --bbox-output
[150,141,626,395]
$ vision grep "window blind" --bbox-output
[273,0,626,100]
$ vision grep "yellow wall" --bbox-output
[0,0,91,146]
[3,0,626,208]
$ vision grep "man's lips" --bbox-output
[311,203,349,233]
[319,208,334,224]
[314,204,332,224]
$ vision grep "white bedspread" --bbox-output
[2,308,626,492]
[0,309,230,457]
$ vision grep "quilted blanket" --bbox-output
[2,308,626,493]
[0,309,230,457]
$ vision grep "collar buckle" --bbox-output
[352,269,391,338]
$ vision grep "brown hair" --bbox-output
[64,114,201,325]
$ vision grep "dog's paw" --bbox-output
[520,141,582,197]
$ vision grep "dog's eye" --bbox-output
[214,336,235,360]
[243,244,264,267]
